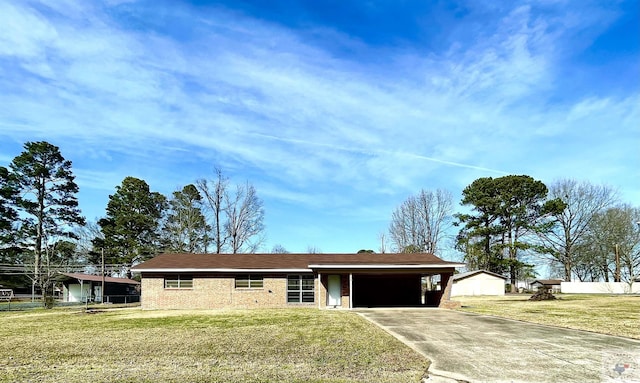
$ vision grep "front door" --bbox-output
[327,275,341,307]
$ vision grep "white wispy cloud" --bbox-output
[0,0,637,229]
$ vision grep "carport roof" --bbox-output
[132,253,464,273]
[58,272,140,285]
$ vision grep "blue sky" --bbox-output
[0,0,638,258]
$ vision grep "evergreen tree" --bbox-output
[162,184,208,253]
[456,175,563,290]
[455,177,505,273]
[0,166,18,247]
[8,141,85,299]
[96,177,166,275]
[0,166,22,290]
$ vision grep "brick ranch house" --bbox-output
[132,252,464,310]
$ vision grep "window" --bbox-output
[164,275,193,289]
[288,274,315,303]
[235,275,264,289]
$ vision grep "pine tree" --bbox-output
[8,141,85,299]
[455,175,563,290]
[0,166,18,246]
[162,184,209,253]
[96,177,166,275]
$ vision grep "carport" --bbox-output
[57,272,140,303]
[310,255,463,309]
[352,274,421,307]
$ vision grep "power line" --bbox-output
[0,263,129,275]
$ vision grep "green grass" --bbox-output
[456,294,640,339]
[0,308,428,383]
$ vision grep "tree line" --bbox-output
[387,176,640,289]
[1,141,639,296]
[0,142,265,294]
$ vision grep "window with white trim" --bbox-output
[287,274,314,303]
[164,275,193,289]
[235,275,264,289]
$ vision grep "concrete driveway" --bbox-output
[357,309,640,383]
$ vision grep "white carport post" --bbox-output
[349,273,353,309]
[317,272,321,309]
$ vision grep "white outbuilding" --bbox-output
[450,270,506,297]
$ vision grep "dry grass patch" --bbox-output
[456,294,640,339]
[0,308,428,383]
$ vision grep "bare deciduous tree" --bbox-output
[378,232,387,254]
[574,204,640,285]
[197,168,265,254]
[73,220,103,263]
[537,179,618,281]
[389,189,453,254]
[270,244,289,254]
[225,182,265,254]
[306,245,322,254]
[196,168,229,254]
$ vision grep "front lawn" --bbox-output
[0,308,428,383]
[456,294,640,339]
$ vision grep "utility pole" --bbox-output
[101,248,105,303]
[614,244,620,283]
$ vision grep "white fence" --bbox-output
[561,282,640,294]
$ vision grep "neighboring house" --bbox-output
[450,270,507,297]
[514,280,535,291]
[131,253,464,310]
[57,273,140,303]
[531,279,563,293]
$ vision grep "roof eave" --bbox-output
[132,268,313,274]
[309,263,465,269]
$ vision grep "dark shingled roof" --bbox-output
[58,272,140,285]
[531,279,563,286]
[132,253,462,271]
